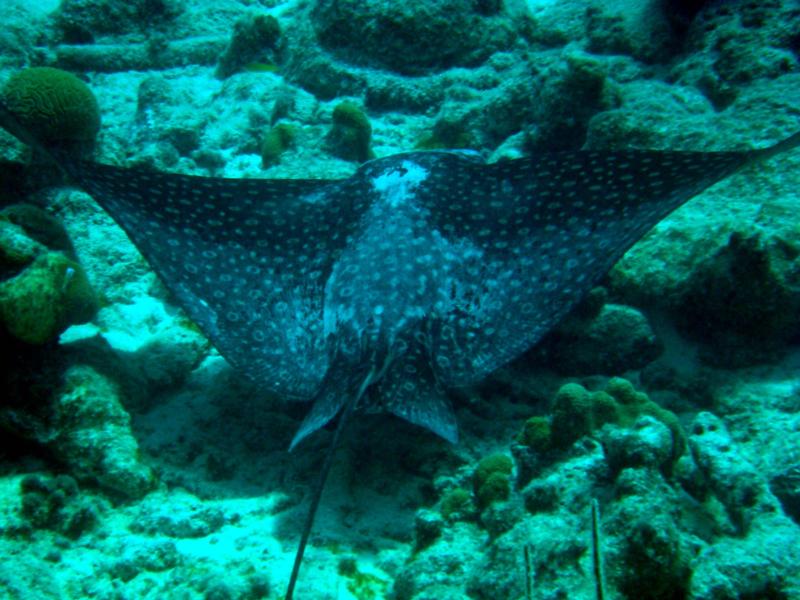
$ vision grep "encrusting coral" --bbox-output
[0,204,97,345]
[325,101,374,162]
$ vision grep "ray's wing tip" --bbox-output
[288,432,304,453]
[288,419,318,452]
[428,416,459,444]
[442,426,459,444]
[758,130,800,161]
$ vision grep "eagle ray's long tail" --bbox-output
[284,366,376,600]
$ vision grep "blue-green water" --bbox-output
[0,1,799,598]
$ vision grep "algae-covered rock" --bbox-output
[19,473,100,539]
[132,491,225,537]
[677,231,800,365]
[414,509,443,550]
[541,303,662,375]
[0,203,98,345]
[518,416,551,452]
[325,101,373,162]
[549,378,685,470]
[689,522,800,600]
[527,51,613,151]
[522,480,559,514]
[601,415,675,472]
[671,1,800,108]
[2,204,76,258]
[52,0,182,41]
[685,412,800,598]
[771,465,800,526]
[439,487,471,519]
[0,218,46,268]
[609,476,693,600]
[0,549,64,598]
[0,251,97,345]
[549,382,596,448]
[109,540,181,582]
[473,453,513,509]
[216,13,281,79]
[688,411,776,531]
[312,0,514,75]
[260,123,296,167]
[585,0,677,63]
[51,365,156,498]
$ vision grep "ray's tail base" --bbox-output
[284,366,377,600]
[284,398,354,600]
[754,130,800,162]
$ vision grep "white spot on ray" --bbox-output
[371,160,429,207]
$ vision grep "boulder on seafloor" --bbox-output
[537,302,662,375]
[676,231,800,365]
[686,412,800,598]
[19,473,102,539]
[50,364,156,499]
[0,203,153,498]
[50,0,182,42]
[311,0,515,75]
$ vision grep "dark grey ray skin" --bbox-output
[3,97,799,598]
[56,140,800,448]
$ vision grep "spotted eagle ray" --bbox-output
[2,98,799,597]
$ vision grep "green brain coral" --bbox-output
[1,67,101,147]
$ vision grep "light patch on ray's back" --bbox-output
[371,160,429,208]
[300,189,328,205]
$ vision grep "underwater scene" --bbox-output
[1,0,800,598]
